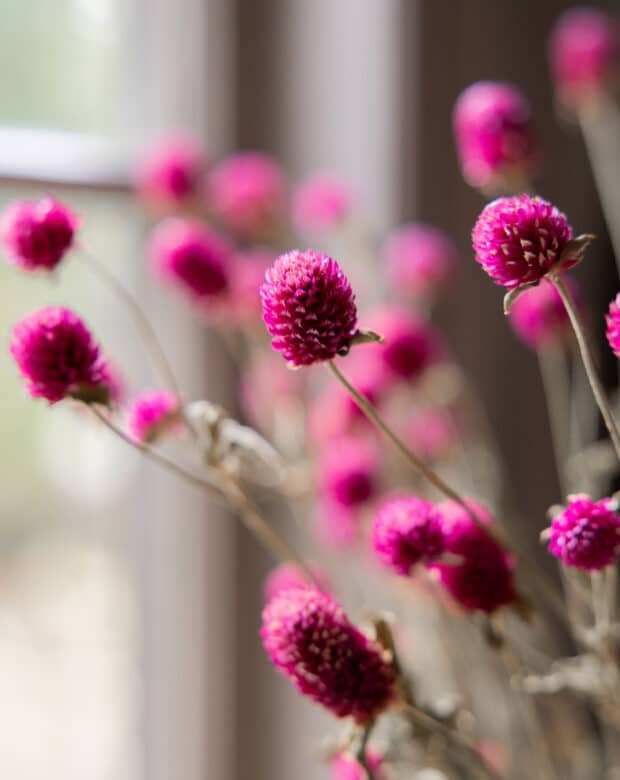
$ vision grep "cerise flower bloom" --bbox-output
[10,306,108,404]
[472,194,573,290]
[2,197,78,271]
[127,390,181,444]
[372,496,445,576]
[292,172,353,234]
[331,751,384,780]
[606,294,620,359]
[549,8,620,110]
[261,587,396,722]
[546,495,620,570]
[453,82,537,193]
[318,435,379,509]
[206,152,287,239]
[263,562,330,603]
[382,223,458,300]
[261,249,358,366]
[430,500,516,613]
[134,133,207,210]
[509,277,575,349]
[148,218,231,300]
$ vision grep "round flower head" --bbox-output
[383,224,458,299]
[261,587,395,722]
[2,197,78,271]
[430,500,516,613]
[292,172,353,234]
[549,8,620,110]
[331,751,384,780]
[134,133,207,210]
[318,435,379,509]
[127,390,181,444]
[606,294,620,359]
[372,496,445,576]
[472,194,573,290]
[148,218,231,300]
[453,82,537,193]
[261,249,358,366]
[546,494,620,570]
[10,306,108,404]
[206,152,287,239]
[263,562,330,603]
[509,277,575,349]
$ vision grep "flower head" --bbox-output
[263,562,330,602]
[382,223,458,300]
[606,294,620,358]
[2,197,78,272]
[148,218,231,300]
[372,496,445,576]
[549,8,620,110]
[206,152,287,239]
[261,587,395,722]
[318,436,379,509]
[10,306,108,404]
[472,194,573,290]
[134,133,207,210]
[546,495,620,570]
[261,249,358,366]
[127,390,181,443]
[509,277,575,348]
[453,82,537,193]
[331,751,384,780]
[292,172,353,234]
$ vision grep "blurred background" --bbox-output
[0,1,617,778]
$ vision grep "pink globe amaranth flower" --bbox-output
[405,407,459,461]
[261,249,358,366]
[292,172,353,234]
[134,133,207,210]
[546,494,620,570]
[383,224,458,299]
[2,197,78,272]
[606,293,620,359]
[372,496,445,577]
[549,8,620,110]
[127,390,181,444]
[148,218,231,300]
[263,562,330,602]
[206,152,287,239]
[261,587,396,722]
[10,306,109,404]
[318,435,379,509]
[453,82,537,193]
[472,194,574,290]
[509,277,576,349]
[331,751,384,780]
[430,500,516,613]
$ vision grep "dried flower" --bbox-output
[472,194,573,290]
[383,224,458,299]
[509,277,575,348]
[261,249,358,366]
[546,494,620,570]
[606,294,620,359]
[318,436,379,509]
[331,751,384,780]
[2,197,78,272]
[148,218,231,300]
[372,496,445,576]
[261,587,396,722]
[453,82,537,193]
[549,8,620,110]
[263,562,330,602]
[10,306,108,404]
[292,172,353,234]
[206,152,287,239]
[127,390,181,444]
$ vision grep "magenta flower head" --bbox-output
[472,194,574,290]
[372,496,445,577]
[382,223,458,300]
[331,751,384,780]
[318,435,379,509]
[261,587,396,722]
[134,132,207,211]
[148,218,231,300]
[2,197,78,272]
[206,152,287,239]
[261,249,358,366]
[292,172,353,234]
[453,82,537,193]
[606,294,620,359]
[263,562,330,603]
[509,277,576,349]
[127,390,181,444]
[545,494,620,570]
[430,500,516,613]
[10,306,109,404]
[549,8,620,111]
